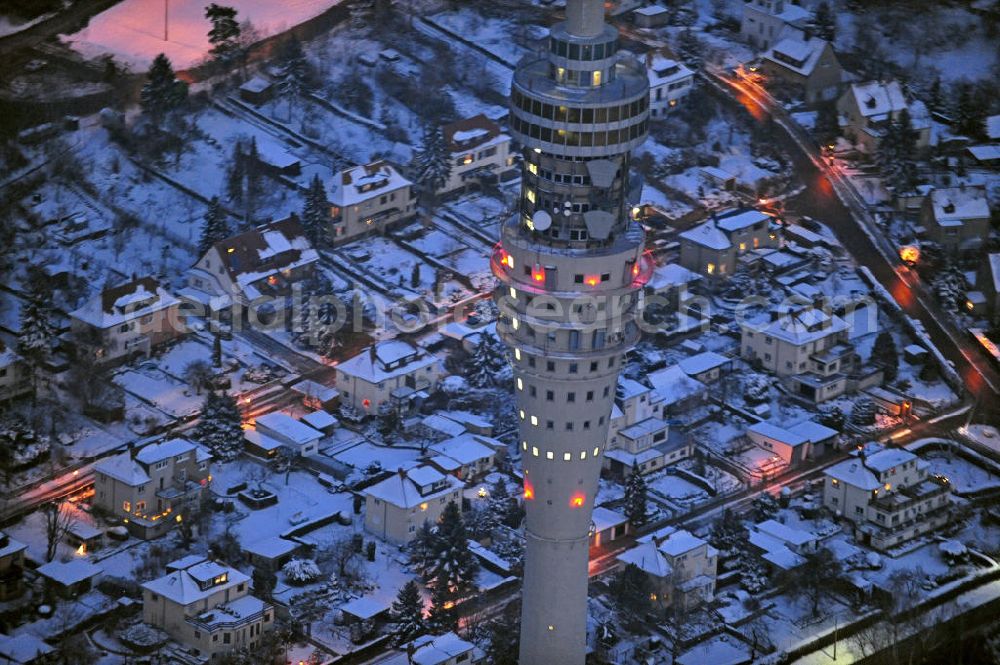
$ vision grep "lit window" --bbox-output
[563,452,571,461]
[517,378,523,391]
[593,447,599,456]
[580,450,587,460]
[509,287,517,298]
[123,501,131,512]
[570,494,585,508]
[532,446,539,457]
[515,348,522,360]
[592,70,602,86]
[546,451,554,460]
[548,625,555,631]
[522,441,528,450]
[512,317,519,330]
[739,242,746,252]
[526,189,536,204]
[531,415,538,426]
[419,502,428,511]
[519,410,525,420]
[706,263,716,275]
[527,163,538,175]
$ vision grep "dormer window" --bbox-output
[942,201,955,214]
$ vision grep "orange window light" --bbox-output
[532,264,545,282]
[584,275,599,286]
[362,399,371,408]
[524,479,535,500]
[570,493,585,508]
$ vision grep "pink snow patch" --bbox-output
[63,0,339,71]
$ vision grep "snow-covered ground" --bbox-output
[63,0,342,70]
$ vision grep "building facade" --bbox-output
[440,115,514,194]
[70,276,186,366]
[335,340,444,416]
[363,466,464,544]
[836,81,932,155]
[740,0,810,51]
[496,1,652,661]
[0,347,31,402]
[759,33,842,105]
[329,161,416,242]
[93,438,212,539]
[823,446,952,551]
[679,208,778,281]
[919,185,991,255]
[646,54,694,117]
[142,558,273,659]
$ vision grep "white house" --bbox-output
[336,340,444,416]
[329,160,416,242]
[440,114,513,194]
[837,81,932,154]
[181,216,318,314]
[427,433,500,480]
[249,412,322,457]
[741,0,810,50]
[646,54,695,117]
[363,466,464,544]
[70,276,186,365]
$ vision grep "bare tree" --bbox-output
[320,535,363,585]
[183,359,213,395]
[43,501,74,562]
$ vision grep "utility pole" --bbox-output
[164,0,169,42]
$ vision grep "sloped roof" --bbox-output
[363,466,462,509]
[142,559,249,606]
[658,529,707,557]
[135,438,197,465]
[71,276,178,329]
[330,160,412,207]
[647,55,693,87]
[648,365,706,406]
[928,186,990,223]
[849,80,907,119]
[715,208,772,232]
[210,216,318,298]
[94,451,151,486]
[338,341,439,384]
[617,541,672,578]
[443,114,505,153]
[763,35,831,77]
[679,218,730,250]
[428,434,496,465]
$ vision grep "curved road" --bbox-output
[704,70,1000,421]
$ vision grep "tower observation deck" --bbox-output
[491,0,651,662]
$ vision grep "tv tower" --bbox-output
[491,0,651,661]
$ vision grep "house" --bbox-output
[0,344,31,402]
[299,409,339,435]
[604,378,691,479]
[290,379,340,411]
[427,433,500,480]
[679,208,778,281]
[836,81,932,154]
[142,558,273,659]
[919,185,991,255]
[745,420,836,466]
[238,76,274,105]
[748,518,817,571]
[0,533,27,600]
[646,54,695,117]
[633,4,669,28]
[590,507,629,549]
[740,304,860,403]
[619,527,718,611]
[440,114,513,194]
[824,445,952,551]
[250,412,322,457]
[242,536,303,569]
[966,143,1000,169]
[978,253,1000,324]
[329,161,416,242]
[741,0,810,50]
[759,32,842,105]
[70,276,185,365]
[677,351,731,383]
[0,633,54,664]
[383,632,484,665]
[647,365,709,417]
[363,466,464,544]
[93,438,212,539]
[336,340,444,416]
[37,559,102,599]
[181,216,318,314]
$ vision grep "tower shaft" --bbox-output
[492,2,650,662]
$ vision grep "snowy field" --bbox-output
[63,0,341,70]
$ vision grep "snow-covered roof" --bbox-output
[754,519,816,547]
[647,262,701,292]
[787,420,838,443]
[300,410,338,431]
[848,80,908,119]
[749,530,804,569]
[619,417,668,440]
[617,377,651,401]
[337,341,439,385]
[291,379,339,403]
[407,632,478,665]
[421,413,468,438]
[864,447,916,473]
[825,458,879,490]
[142,560,249,606]
[437,410,493,432]
[968,144,1000,162]
[71,276,178,329]
[617,541,672,577]
[255,412,322,446]
[744,307,849,346]
[0,633,54,663]
[243,536,299,559]
[135,437,197,465]
[763,35,830,77]
[37,559,102,586]
[748,421,809,447]
[647,55,693,87]
[240,76,272,93]
[658,529,707,557]
[363,466,463,509]
[647,365,706,407]
[716,208,772,232]
[746,0,810,22]
[443,114,506,153]
[329,160,412,207]
[634,4,667,16]
[0,533,27,559]
[679,218,730,250]
[987,114,1000,140]
[210,216,318,299]
[592,506,628,532]
[678,351,728,376]
[94,451,151,486]
[928,186,990,224]
[428,433,496,465]
[341,594,392,620]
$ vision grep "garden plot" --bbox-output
[921,450,1000,494]
[428,10,530,66]
[327,441,423,484]
[647,471,710,508]
[113,365,201,419]
[340,236,437,294]
[441,193,512,241]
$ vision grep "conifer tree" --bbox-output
[427,502,479,597]
[18,268,57,400]
[414,122,452,203]
[809,1,835,41]
[407,521,436,579]
[198,196,230,257]
[709,509,745,561]
[192,391,244,460]
[870,330,899,382]
[140,53,188,126]
[212,333,223,368]
[226,142,246,204]
[426,582,458,633]
[623,462,649,528]
[390,580,425,643]
[953,83,986,141]
[877,108,919,193]
[300,174,329,247]
[276,36,310,123]
[205,4,241,62]
[675,28,703,67]
[466,332,507,389]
